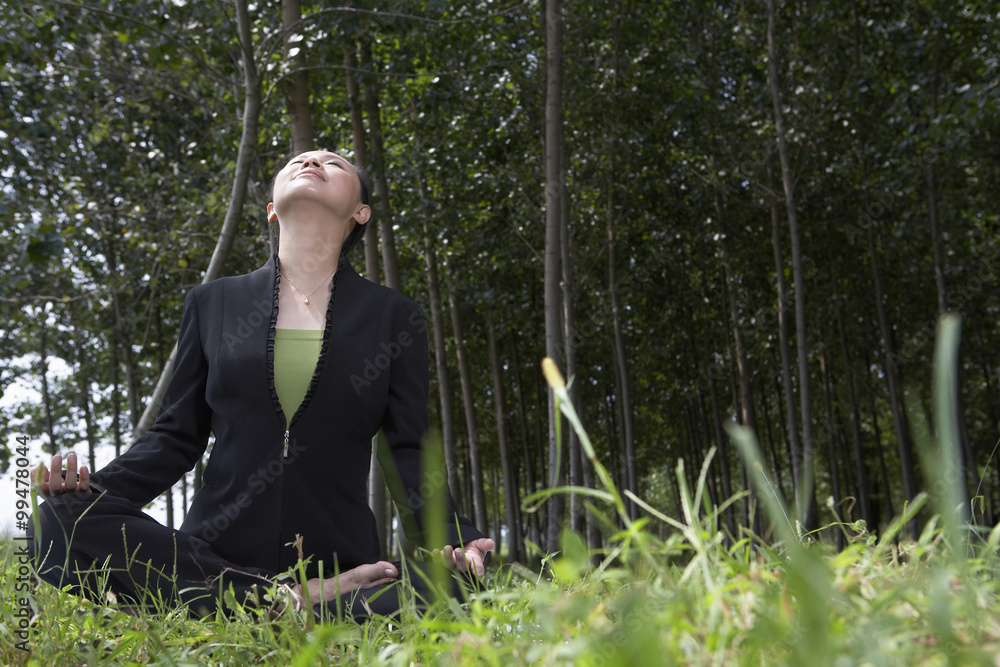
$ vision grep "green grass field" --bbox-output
[3,323,998,665]
[4,459,1000,665]
[4,482,1000,666]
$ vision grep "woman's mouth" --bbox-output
[296,169,325,180]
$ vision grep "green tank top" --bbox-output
[273,328,323,428]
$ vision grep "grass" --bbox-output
[3,315,1000,665]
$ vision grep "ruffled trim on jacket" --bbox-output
[267,252,346,429]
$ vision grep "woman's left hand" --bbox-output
[440,537,495,576]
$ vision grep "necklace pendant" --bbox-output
[304,297,310,304]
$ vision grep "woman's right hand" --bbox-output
[287,561,398,610]
[32,453,90,499]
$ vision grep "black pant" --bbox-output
[30,491,468,620]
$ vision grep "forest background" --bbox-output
[1,0,998,563]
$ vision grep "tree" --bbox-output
[767,0,817,529]
[543,0,567,554]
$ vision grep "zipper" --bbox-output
[272,254,342,461]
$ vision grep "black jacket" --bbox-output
[90,254,482,576]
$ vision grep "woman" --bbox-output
[31,150,494,617]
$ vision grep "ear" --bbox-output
[353,204,371,226]
[267,203,278,222]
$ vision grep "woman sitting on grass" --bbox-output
[30,149,494,618]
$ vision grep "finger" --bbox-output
[454,547,469,571]
[65,453,78,491]
[50,455,63,494]
[468,552,484,576]
[441,545,454,566]
[32,464,50,498]
[467,538,495,554]
[79,465,90,492]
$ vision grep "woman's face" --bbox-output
[269,150,369,227]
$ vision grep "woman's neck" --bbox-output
[275,232,343,330]
[278,234,343,284]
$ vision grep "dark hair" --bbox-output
[267,150,372,257]
[343,163,371,256]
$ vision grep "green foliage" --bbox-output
[8,490,1000,666]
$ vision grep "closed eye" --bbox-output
[286,157,345,168]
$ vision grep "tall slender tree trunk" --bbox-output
[838,306,872,528]
[835,407,858,521]
[491,469,503,556]
[165,487,174,529]
[74,337,98,471]
[561,188,584,535]
[715,192,757,439]
[709,374,736,536]
[487,314,522,563]
[133,0,261,440]
[463,468,473,527]
[820,351,844,549]
[344,44,380,281]
[608,169,636,523]
[980,357,1000,524]
[450,289,489,532]
[767,0,816,530]
[38,319,56,455]
[344,41,389,552]
[422,214,462,508]
[281,0,313,153]
[534,359,549,542]
[769,160,802,500]
[865,346,897,526]
[360,39,399,290]
[719,282,752,531]
[925,49,972,523]
[927,50,947,318]
[862,167,920,537]
[511,339,542,548]
[104,234,140,431]
[694,388,720,508]
[111,344,122,457]
[359,38,408,556]
[716,199,756,533]
[758,376,785,497]
[773,374,794,499]
[850,0,917,536]
[603,0,636,527]
[543,0,566,553]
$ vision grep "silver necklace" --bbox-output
[283,268,336,305]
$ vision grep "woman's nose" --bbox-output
[300,155,322,168]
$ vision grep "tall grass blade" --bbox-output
[931,314,968,559]
[727,422,836,665]
[726,423,797,550]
